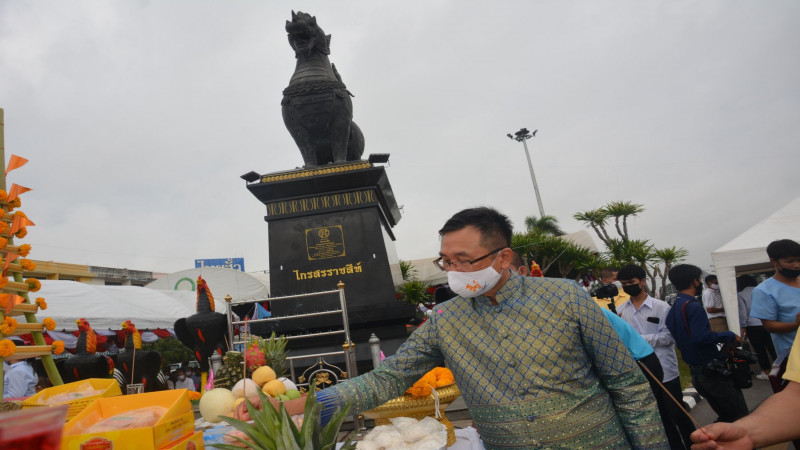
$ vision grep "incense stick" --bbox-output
[636,360,709,439]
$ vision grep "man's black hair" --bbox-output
[439,207,513,249]
[601,267,619,280]
[736,274,758,292]
[704,274,717,284]
[766,239,800,260]
[618,264,646,281]
[668,264,703,291]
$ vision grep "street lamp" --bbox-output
[507,128,545,218]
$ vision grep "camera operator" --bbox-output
[593,267,629,314]
[665,264,748,423]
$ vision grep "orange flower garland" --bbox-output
[35,297,47,310]
[405,367,455,397]
[0,190,7,202]
[52,340,65,355]
[15,228,27,239]
[43,317,56,331]
[20,259,36,271]
[18,244,31,257]
[1,316,18,335]
[188,391,202,401]
[0,222,8,234]
[26,278,41,292]
[0,339,16,357]
[0,237,7,248]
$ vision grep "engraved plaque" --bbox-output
[305,225,345,260]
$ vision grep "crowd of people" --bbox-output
[313,207,800,449]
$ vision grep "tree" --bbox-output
[524,215,565,236]
[511,230,600,280]
[575,201,687,297]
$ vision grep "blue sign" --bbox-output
[195,258,245,272]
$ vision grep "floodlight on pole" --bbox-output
[507,128,545,218]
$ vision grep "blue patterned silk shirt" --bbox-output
[317,273,667,448]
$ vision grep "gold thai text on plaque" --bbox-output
[306,225,346,260]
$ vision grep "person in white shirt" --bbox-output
[3,358,37,398]
[617,264,695,449]
[737,274,776,380]
[703,275,728,332]
[173,368,196,392]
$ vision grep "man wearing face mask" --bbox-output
[665,264,748,423]
[702,275,728,332]
[617,265,695,449]
[173,368,196,392]
[750,239,800,357]
[317,207,667,448]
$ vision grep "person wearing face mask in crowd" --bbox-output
[173,368,196,391]
[592,267,631,312]
[316,207,667,448]
[617,264,696,449]
[665,264,748,423]
[702,275,728,332]
[750,239,800,358]
[185,367,201,391]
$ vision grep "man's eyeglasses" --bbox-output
[433,247,506,272]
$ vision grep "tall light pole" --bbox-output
[507,128,545,218]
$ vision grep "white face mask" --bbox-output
[711,284,719,290]
[447,254,502,298]
[178,375,186,381]
[613,281,623,289]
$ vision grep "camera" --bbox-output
[704,359,733,378]
[594,283,619,300]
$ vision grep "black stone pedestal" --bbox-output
[245,161,414,353]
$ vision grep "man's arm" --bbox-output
[570,284,667,447]
[640,303,675,348]
[687,303,735,345]
[316,317,443,425]
[691,381,800,449]
[701,290,724,313]
[760,315,800,334]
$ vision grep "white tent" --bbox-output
[35,280,210,331]
[146,267,270,301]
[711,197,800,333]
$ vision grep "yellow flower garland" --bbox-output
[1,316,18,335]
[405,367,455,397]
[52,340,65,355]
[35,297,47,310]
[26,278,41,292]
[43,317,56,331]
[0,339,16,357]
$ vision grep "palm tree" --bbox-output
[602,201,645,241]
[524,215,565,236]
[573,209,613,246]
[653,246,689,298]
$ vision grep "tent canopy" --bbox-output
[146,267,269,300]
[711,197,800,333]
[36,280,225,331]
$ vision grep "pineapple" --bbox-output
[216,387,355,450]
[214,350,244,390]
[259,332,288,378]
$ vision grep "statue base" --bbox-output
[245,161,414,352]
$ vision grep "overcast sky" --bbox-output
[1,1,798,277]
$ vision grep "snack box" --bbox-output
[162,430,204,450]
[61,389,195,450]
[22,378,122,422]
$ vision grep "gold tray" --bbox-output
[362,384,461,446]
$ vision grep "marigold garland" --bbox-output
[26,278,41,292]
[20,259,36,271]
[35,297,47,310]
[52,340,65,355]
[18,244,31,257]
[0,222,8,234]
[0,237,7,248]
[1,316,18,335]
[0,339,16,357]
[15,228,27,239]
[7,198,21,211]
[0,190,7,202]
[43,317,56,331]
[188,391,202,401]
[405,367,455,397]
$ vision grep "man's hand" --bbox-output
[734,334,743,345]
[740,328,747,340]
[691,423,754,449]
